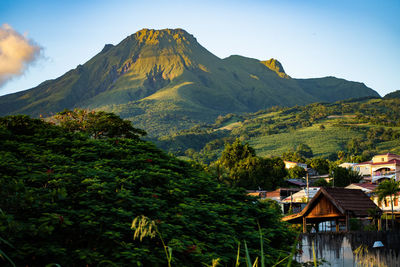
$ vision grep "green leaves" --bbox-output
[0,115,294,266]
[216,139,286,190]
[52,109,146,139]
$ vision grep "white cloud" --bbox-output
[0,24,42,88]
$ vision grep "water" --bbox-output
[297,232,400,267]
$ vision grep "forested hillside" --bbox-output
[155,97,400,163]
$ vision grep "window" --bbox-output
[395,198,398,207]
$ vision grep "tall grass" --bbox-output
[131,215,302,267]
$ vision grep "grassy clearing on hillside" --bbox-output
[249,122,364,158]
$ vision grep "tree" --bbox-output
[0,115,295,266]
[375,179,400,230]
[296,143,313,158]
[282,150,305,163]
[313,178,329,187]
[52,109,146,139]
[308,157,330,175]
[219,139,255,169]
[330,166,361,187]
[217,139,286,189]
[287,165,307,178]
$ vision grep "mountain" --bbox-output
[384,90,400,99]
[0,28,380,136]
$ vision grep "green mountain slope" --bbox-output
[0,28,380,136]
[156,98,400,162]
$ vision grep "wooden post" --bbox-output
[335,218,339,232]
[345,214,350,232]
[378,216,382,231]
[303,217,307,233]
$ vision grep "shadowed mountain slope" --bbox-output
[0,28,380,136]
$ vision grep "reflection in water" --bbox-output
[297,232,400,267]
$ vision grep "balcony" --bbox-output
[372,171,396,183]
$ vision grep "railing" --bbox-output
[372,173,396,183]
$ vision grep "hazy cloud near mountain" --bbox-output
[0,24,42,88]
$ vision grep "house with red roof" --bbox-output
[353,153,400,183]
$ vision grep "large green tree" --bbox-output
[0,115,294,266]
[307,157,330,175]
[330,166,361,187]
[51,109,146,139]
[217,139,286,189]
[375,179,400,230]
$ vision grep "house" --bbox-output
[370,153,400,183]
[284,160,307,170]
[347,183,400,220]
[247,188,300,201]
[282,187,382,233]
[371,192,400,218]
[281,187,320,213]
[339,162,357,169]
[351,153,400,183]
[281,187,320,203]
[265,188,301,201]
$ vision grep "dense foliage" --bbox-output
[209,139,287,190]
[157,98,400,162]
[329,166,362,187]
[51,109,147,139]
[0,115,294,266]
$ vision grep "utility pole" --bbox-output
[306,170,309,203]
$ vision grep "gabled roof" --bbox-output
[282,187,381,223]
[320,188,379,216]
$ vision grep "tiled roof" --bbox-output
[282,187,381,222]
[371,159,400,165]
[374,153,400,157]
[322,188,379,216]
[348,183,377,191]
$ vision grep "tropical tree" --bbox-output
[307,157,330,175]
[51,109,146,139]
[287,165,307,179]
[216,139,286,189]
[330,166,361,187]
[375,179,400,230]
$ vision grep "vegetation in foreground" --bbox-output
[0,114,295,266]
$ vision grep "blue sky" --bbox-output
[1,0,399,96]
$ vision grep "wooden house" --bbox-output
[282,187,381,233]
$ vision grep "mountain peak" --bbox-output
[260,58,290,79]
[133,28,196,46]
